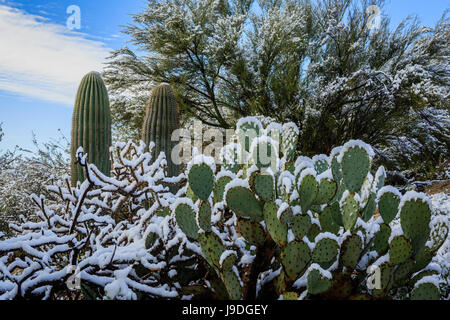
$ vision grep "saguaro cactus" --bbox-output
[141,83,180,178]
[70,71,112,186]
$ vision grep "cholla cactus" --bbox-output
[0,141,188,300]
[0,117,447,300]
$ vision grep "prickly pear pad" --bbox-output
[214,175,232,203]
[411,281,440,300]
[389,235,412,265]
[319,203,340,235]
[174,202,199,240]
[312,237,339,269]
[307,265,332,295]
[297,169,319,212]
[281,241,311,281]
[188,163,214,200]
[338,141,372,192]
[226,186,264,222]
[399,193,432,242]
[254,173,274,201]
[377,187,401,224]
[197,200,212,232]
[340,191,360,231]
[236,218,265,246]
[340,234,363,269]
[291,213,312,239]
[264,201,288,246]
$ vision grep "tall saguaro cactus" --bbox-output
[141,83,180,178]
[70,71,112,186]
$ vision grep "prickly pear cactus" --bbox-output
[166,118,446,301]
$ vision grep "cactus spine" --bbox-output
[70,71,112,186]
[142,83,180,178]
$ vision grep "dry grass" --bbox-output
[425,180,450,195]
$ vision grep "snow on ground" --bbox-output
[387,191,449,297]
[429,192,450,298]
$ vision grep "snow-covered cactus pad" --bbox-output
[0,117,448,301]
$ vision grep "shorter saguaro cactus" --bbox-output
[70,71,112,186]
[141,83,180,178]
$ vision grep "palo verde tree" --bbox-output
[104,0,449,174]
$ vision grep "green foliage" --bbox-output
[164,123,447,300]
[291,214,312,240]
[389,236,413,265]
[236,218,265,247]
[341,192,359,231]
[221,268,242,300]
[315,178,337,205]
[400,197,431,243]
[340,235,363,269]
[197,201,212,232]
[199,231,225,269]
[214,175,232,203]
[313,156,329,175]
[411,282,441,300]
[372,224,391,255]
[362,192,377,222]
[312,238,339,269]
[319,203,340,235]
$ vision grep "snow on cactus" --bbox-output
[0,116,448,301]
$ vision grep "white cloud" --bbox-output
[0,4,111,106]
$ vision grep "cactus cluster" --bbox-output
[171,117,447,300]
[71,76,180,188]
[66,72,446,300]
[2,109,447,300]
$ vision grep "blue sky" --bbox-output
[0,0,448,152]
